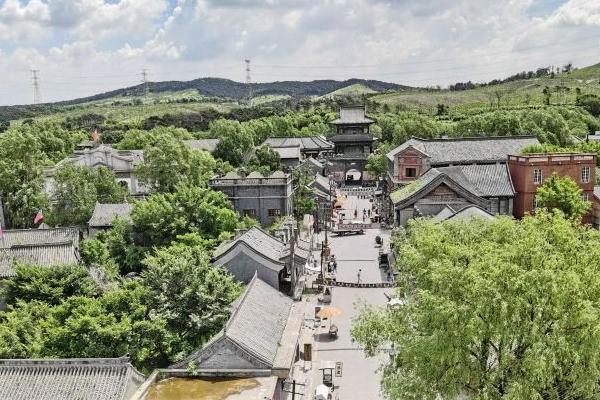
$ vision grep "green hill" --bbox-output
[371,63,600,113]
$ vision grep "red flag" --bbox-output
[33,209,44,225]
[92,129,99,142]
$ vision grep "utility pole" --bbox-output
[245,59,252,107]
[31,69,41,104]
[141,68,149,98]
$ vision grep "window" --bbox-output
[532,196,538,210]
[533,169,543,185]
[268,208,281,217]
[582,193,589,202]
[243,209,256,217]
[581,166,591,183]
[405,168,417,178]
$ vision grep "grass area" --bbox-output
[371,64,600,114]
[321,83,378,99]
[14,100,237,124]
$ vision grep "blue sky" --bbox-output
[0,0,598,105]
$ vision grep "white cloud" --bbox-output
[0,0,599,105]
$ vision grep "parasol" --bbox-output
[317,306,342,319]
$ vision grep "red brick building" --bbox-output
[507,153,596,223]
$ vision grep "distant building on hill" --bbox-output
[44,143,148,197]
[326,105,376,185]
[183,138,220,153]
[208,170,293,226]
[262,136,334,159]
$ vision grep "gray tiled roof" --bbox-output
[183,138,220,152]
[446,205,495,221]
[386,136,540,163]
[330,106,374,125]
[213,227,286,263]
[0,227,80,278]
[172,275,293,369]
[88,203,133,227]
[262,136,334,151]
[390,164,514,206]
[453,164,514,197]
[0,243,80,278]
[271,146,302,160]
[0,227,79,249]
[0,357,145,400]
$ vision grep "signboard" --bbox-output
[335,361,343,377]
[304,343,312,362]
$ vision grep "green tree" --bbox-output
[141,243,242,349]
[131,185,238,247]
[135,135,228,192]
[211,119,254,166]
[577,94,600,117]
[246,145,282,174]
[116,126,192,150]
[352,212,600,399]
[292,167,316,218]
[49,165,129,226]
[3,264,98,306]
[536,173,591,220]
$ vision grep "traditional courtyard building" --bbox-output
[44,143,148,197]
[0,357,145,400]
[171,274,303,387]
[327,106,376,185]
[87,202,133,237]
[212,226,307,295]
[386,136,540,226]
[507,152,597,224]
[208,170,293,226]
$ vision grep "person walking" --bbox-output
[354,209,358,218]
[357,268,362,284]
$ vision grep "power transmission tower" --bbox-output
[245,59,253,107]
[31,69,41,104]
[141,68,149,98]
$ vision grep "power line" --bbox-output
[141,68,149,97]
[245,59,253,106]
[30,69,41,104]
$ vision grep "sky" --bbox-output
[0,0,599,105]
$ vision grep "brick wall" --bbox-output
[507,153,596,223]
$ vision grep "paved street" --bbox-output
[304,192,391,400]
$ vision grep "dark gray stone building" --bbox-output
[327,106,376,185]
[208,170,293,226]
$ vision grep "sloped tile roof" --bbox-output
[0,227,79,249]
[446,205,495,221]
[454,164,514,197]
[271,146,301,160]
[262,136,333,151]
[386,136,540,163]
[0,227,80,278]
[0,357,145,400]
[88,203,133,227]
[213,227,286,263]
[330,106,374,125]
[0,243,80,278]
[172,275,293,369]
[390,164,514,207]
[183,138,220,152]
[246,171,265,179]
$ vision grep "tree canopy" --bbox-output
[352,212,600,399]
[536,173,591,220]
